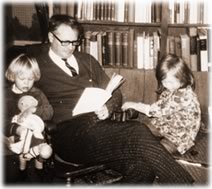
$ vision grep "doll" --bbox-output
[9,95,52,170]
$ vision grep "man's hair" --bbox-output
[48,14,84,40]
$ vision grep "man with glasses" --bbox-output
[32,15,194,184]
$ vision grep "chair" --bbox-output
[44,121,123,185]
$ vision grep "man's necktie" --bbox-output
[62,58,78,76]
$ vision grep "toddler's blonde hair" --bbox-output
[5,54,41,82]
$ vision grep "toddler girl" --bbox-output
[4,54,53,170]
[122,54,201,155]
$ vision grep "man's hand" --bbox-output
[95,105,109,120]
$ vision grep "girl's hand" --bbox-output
[17,106,37,123]
[121,102,137,111]
[16,126,28,139]
[95,105,109,120]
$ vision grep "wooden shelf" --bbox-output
[79,20,161,28]
[168,24,209,28]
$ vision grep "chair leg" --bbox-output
[65,172,72,186]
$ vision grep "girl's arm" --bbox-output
[122,102,151,116]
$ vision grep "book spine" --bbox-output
[128,29,135,68]
[144,33,150,69]
[115,0,125,22]
[188,0,198,24]
[80,38,85,53]
[104,1,108,21]
[189,27,198,71]
[136,32,144,69]
[128,0,135,22]
[198,28,208,71]
[90,31,98,60]
[124,2,129,22]
[199,37,208,71]
[153,31,160,68]
[100,0,104,21]
[196,34,201,71]
[122,32,129,67]
[184,1,189,24]
[155,1,161,23]
[107,1,112,21]
[84,31,92,54]
[111,0,116,21]
[180,33,191,69]
[151,2,155,23]
[174,36,182,57]
[81,1,87,21]
[169,0,175,24]
[53,3,61,15]
[67,2,75,17]
[97,32,103,66]
[92,0,97,21]
[96,1,101,21]
[149,35,154,69]
[107,31,115,66]
[134,37,138,68]
[60,2,67,14]
[115,32,122,67]
[76,0,83,20]
[102,32,109,66]
[167,36,175,54]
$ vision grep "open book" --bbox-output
[72,73,124,116]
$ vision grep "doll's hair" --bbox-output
[5,54,41,82]
[155,54,195,94]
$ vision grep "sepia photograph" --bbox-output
[2,0,211,187]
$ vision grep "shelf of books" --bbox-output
[50,0,210,72]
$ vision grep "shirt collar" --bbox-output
[48,48,79,75]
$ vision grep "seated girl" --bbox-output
[122,54,201,155]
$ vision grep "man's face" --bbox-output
[49,24,79,59]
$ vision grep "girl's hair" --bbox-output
[156,54,195,94]
[5,54,41,82]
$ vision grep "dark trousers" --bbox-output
[52,114,194,184]
[3,154,51,185]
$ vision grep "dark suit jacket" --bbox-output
[35,45,122,123]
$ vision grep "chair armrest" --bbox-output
[44,120,58,145]
[45,120,58,135]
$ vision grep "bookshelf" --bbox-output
[6,1,210,71]
[57,0,209,119]
[48,0,209,72]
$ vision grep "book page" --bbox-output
[72,73,124,116]
[72,88,112,116]
[105,73,124,93]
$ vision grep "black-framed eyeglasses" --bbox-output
[51,32,81,46]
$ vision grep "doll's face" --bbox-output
[18,95,38,112]
[14,71,35,93]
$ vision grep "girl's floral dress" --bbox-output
[149,86,201,154]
